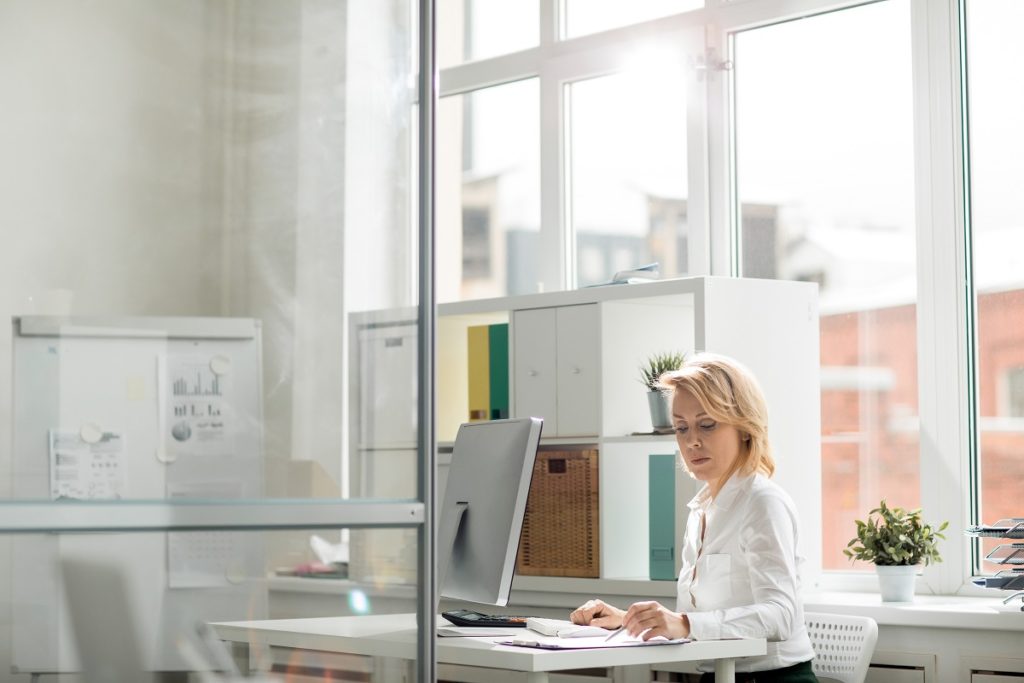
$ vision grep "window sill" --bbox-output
[804,591,1024,631]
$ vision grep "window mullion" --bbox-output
[540,0,558,46]
[685,35,712,277]
[911,0,973,596]
[539,64,569,292]
[706,29,735,278]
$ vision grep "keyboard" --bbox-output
[441,609,529,628]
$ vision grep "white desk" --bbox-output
[213,613,765,683]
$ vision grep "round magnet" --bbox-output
[209,355,231,376]
[155,447,177,464]
[79,422,103,444]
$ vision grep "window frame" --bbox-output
[438,0,983,596]
[439,4,708,293]
[711,0,976,596]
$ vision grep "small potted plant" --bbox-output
[844,499,948,602]
[639,351,686,431]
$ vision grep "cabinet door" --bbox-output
[556,304,600,437]
[357,325,417,447]
[513,308,559,434]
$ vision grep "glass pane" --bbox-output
[964,0,1024,567]
[568,67,688,288]
[734,0,918,571]
[1,1,427,676]
[438,0,539,69]
[564,0,702,39]
[0,1,418,504]
[437,79,540,301]
[4,528,420,678]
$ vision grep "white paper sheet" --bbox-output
[49,430,125,500]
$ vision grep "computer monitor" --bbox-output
[438,417,543,607]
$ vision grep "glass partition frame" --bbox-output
[0,1,438,679]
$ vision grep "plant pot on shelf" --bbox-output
[647,390,672,431]
[875,564,918,602]
[638,351,686,432]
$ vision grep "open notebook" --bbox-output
[500,634,690,650]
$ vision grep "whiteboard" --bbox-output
[11,316,266,674]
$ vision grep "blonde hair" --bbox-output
[657,352,775,479]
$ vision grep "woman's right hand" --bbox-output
[569,599,625,628]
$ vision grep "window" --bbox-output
[437,79,540,302]
[563,0,702,39]
[438,0,539,68]
[568,64,689,287]
[462,205,492,278]
[733,0,917,571]
[965,0,1024,564]
[437,0,995,594]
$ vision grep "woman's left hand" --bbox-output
[621,600,691,641]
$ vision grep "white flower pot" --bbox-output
[875,564,918,602]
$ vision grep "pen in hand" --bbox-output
[604,625,627,642]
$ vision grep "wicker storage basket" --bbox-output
[516,448,599,577]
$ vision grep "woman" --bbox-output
[570,353,817,682]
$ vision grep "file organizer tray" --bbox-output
[985,543,1024,565]
[972,569,1024,591]
[966,518,1024,539]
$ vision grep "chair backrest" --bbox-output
[60,555,155,682]
[804,612,878,683]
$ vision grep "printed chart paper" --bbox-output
[49,430,125,500]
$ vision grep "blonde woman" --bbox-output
[570,353,817,682]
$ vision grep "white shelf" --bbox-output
[600,434,677,444]
[437,277,704,317]
[352,276,821,583]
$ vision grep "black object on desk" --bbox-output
[442,609,529,628]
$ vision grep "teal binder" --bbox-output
[649,453,678,580]
[488,323,509,419]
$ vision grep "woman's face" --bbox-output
[672,388,745,494]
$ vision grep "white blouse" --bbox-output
[676,472,815,672]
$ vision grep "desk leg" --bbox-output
[713,657,735,683]
[371,655,414,683]
[226,640,252,676]
[614,664,653,683]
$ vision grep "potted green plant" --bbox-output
[843,499,948,602]
[639,351,686,431]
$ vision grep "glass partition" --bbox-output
[7,527,420,679]
[0,0,430,678]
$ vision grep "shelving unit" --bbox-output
[348,276,822,585]
[967,518,1024,609]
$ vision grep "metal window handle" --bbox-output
[527,369,538,377]
[571,367,581,375]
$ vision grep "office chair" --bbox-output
[804,612,878,683]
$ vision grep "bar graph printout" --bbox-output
[165,354,232,457]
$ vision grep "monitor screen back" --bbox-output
[439,417,542,606]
